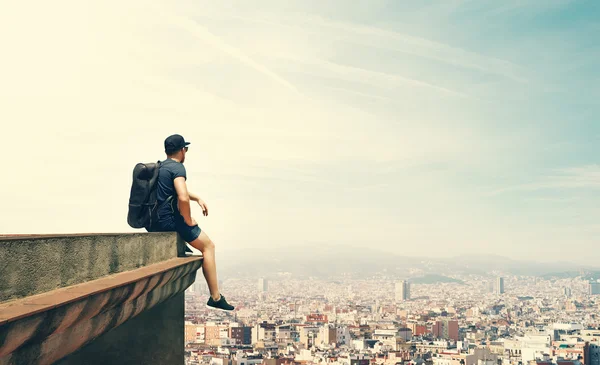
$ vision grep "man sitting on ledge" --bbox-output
[151,134,234,312]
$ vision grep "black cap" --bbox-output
[164,134,191,154]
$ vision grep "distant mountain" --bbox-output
[439,254,591,277]
[409,274,464,285]
[219,243,425,279]
[217,244,599,280]
[541,271,600,280]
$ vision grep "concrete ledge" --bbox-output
[0,256,202,365]
[0,232,180,302]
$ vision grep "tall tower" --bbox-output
[258,278,268,300]
[395,280,410,301]
[258,278,268,292]
[589,281,600,295]
[495,277,505,294]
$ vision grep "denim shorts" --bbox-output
[155,215,201,243]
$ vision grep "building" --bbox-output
[397,328,413,341]
[465,348,498,365]
[395,280,410,301]
[518,332,552,363]
[258,278,268,292]
[373,329,397,342]
[415,340,452,353]
[263,358,295,365]
[230,325,252,345]
[299,326,320,349]
[433,352,465,365]
[306,314,328,324]
[232,351,264,365]
[204,323,230,346]
[252,322,276,345]
[432,320,459,341]
[589,281,600,295]
[336,326,351,345]
[258,278,268,300]
[564,287,572,298]
[275,325,292,345]
[495,277,505,294]
[587,343,600,365]
[185,321,199,343]
[551,340,587,362]
[317,326,338,346]
[408,323,428,336]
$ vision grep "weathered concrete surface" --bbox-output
[56,292,185,365]
[0,233,178,303]
[0,257,202,365]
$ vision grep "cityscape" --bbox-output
[182,269,600,365]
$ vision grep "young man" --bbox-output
[153,134,234,312]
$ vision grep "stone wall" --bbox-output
[0,233,179,303]
[0,233,201,365]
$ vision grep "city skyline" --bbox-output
[182,269,600,365]
[1,1,599,263]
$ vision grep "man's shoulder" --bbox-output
[160,159,183,168]
[160,159,186,177]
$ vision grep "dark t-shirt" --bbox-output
[156,158,186,220]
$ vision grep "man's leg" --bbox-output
[188,231,219,300]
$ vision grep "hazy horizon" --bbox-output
[1,1,598,264]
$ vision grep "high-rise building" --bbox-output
[588,343,600,365]
[258,278,268,300]
[395,280,410,301]
[564,287,572,298]
[495,277,505,294]
[432,319,459,341]
[589,281,600,295]
[258,278,268,292]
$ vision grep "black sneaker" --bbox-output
[206,294,235,312]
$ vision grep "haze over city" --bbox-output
[1,0,599,265]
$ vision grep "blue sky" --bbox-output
[0,0,598,264]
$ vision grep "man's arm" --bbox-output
[188,191,209,216]
[188,192,201,203]
[174,177,195,225]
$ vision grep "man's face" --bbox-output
[181,146,188,163]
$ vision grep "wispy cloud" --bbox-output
[281,57,469,98]
[153,5,300,94]
[304,15,526,82]
[487,165,600,196]
[488,0,576,15]
[319,85,392,102]
[218,11,527,83]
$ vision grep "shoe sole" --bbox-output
[205,304,234,312]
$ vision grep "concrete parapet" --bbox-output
[0,233,181,303]
[0,233,203,365]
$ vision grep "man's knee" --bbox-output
[192,232,215,252]
[204,238,215,251]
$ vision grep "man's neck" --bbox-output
[168,157,182,163]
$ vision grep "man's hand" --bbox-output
[188,192,208,216]
[197,199,209,216]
